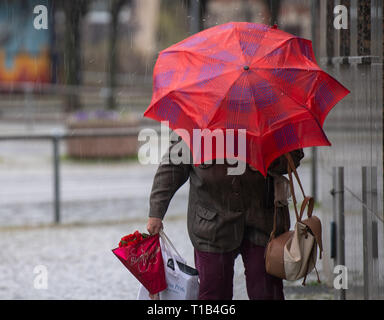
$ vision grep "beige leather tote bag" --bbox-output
[265,153,323,285]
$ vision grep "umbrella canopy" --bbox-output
[144,22,350,176]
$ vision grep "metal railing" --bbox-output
[0,128,144,224]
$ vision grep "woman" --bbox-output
[147,137,304,300]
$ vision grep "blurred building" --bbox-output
[205,0,311,39]
[205,0,270,26]
[132,0,160,59]
[278,0,311,39]
[82,0,161,75]
[0,0,314,89]
[312,0,383,299]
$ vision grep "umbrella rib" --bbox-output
[149,67,240,112]
[234,23,247,65]
[253,67,320,108]
[161,48,239,67]
[251,36,318,70]
[204,71,244,128]
[145,91,201,131]
[250,33,294,66]
[253,65,320,72]
[163,25,243,66]
[182,68,241,94]
[235,24,280,66]
[148,68,242,128]
[251,68,324,131]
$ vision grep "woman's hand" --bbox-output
[147,217,163,235]
[149,293,160,300]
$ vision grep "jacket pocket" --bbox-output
[192,205,218,241]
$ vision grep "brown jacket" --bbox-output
[149,141,304,253]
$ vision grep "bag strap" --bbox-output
[285,153,317,222]
[269,153,314,240]
[286,153,306,222]
[285,153,306,198]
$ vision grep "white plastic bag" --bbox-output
[137,231,199,300]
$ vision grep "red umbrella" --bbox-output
[144,22,350,176]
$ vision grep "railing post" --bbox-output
[330,167,337,259]
[333,166,346,300]
[362,166,379,300]
[52,134,61,224]
[311,147,318,201]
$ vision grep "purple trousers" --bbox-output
[194,239,284,300]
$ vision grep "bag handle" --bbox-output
[269,153,313,240]
[300,196,314,220]
[159,232,182,277]
[159,231,186,266]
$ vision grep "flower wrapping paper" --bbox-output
[112,233,167,294]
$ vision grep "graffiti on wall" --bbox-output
[0,0,51,83]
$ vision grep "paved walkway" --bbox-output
[0,218,333,300]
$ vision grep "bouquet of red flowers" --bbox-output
[118,230,150,247]
[112,230,167,295]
